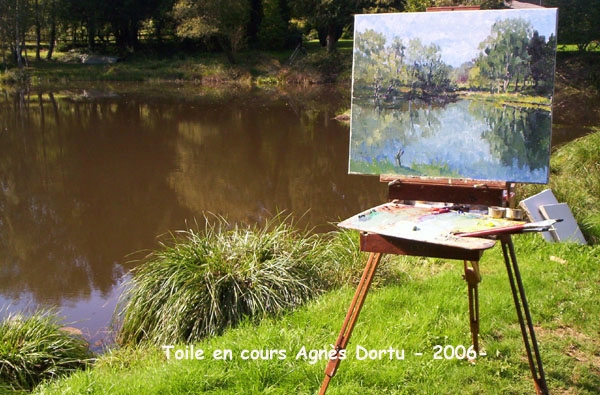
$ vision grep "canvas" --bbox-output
[349,9,558,183]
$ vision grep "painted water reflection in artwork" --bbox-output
[349,99,552,183]
[349,9,557,183]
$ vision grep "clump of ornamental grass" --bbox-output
[0,309,93,392]
[116,215,325,346]
[318,227,366,287]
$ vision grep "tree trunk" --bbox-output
[87,15,98,50]
[216,36,236,64]
[35,0,41,61]
[47,20,56,60]
[128,22,139,51]
[326,24,336,53]
[35,24,41,61]
[15,9,23,68]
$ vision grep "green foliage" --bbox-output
[0,309,93,392]
[517,129,600,244]
[258,0,290,50]
[291,49,352,82]
[362,0,406,13]
[317,228,365,287]
[545,131,600,243]
[404,0,433,11]
[405,0,504,12]
[545,0,600,52]
[172,0,251,63]
[292,0,365,52]
[0,68,30,85]
[116,215,326,346]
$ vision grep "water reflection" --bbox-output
[0,85,386,345]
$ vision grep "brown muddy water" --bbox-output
[0,83,387,349]
[0,82,595,350]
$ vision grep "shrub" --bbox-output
[116,215,325,346]
[0,309,93,391]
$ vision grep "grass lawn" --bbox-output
[34,236,600,394]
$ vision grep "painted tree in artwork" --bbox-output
[475,18,532,93]
[353,28,387,90]
[353,29,455,100]
[405,38,453,95]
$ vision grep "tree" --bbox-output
[173,0,251,63]
[404,0,433,11]
[292,0,366,53]
[62,0,103,49]
[30,0,64,60]
[258,0,289,50]
[545,0,600,52]
[105,0,169,51]
[246,0,263,47]
[0,0,10,66]
[45,0,61,59]
[0,0,31,67]
[528,31,556,95]
[363,0,405,13]
[144,0,177,43]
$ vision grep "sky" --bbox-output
[354,8,558,68]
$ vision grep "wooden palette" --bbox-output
[338,203,526,250]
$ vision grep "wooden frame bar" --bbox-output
[360,232,485,261]
[381,176,508,207]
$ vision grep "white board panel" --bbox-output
[518,189,558,241]
[539,203,586,244]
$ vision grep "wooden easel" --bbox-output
[318,177,549,395]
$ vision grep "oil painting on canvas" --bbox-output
[348,9,557,183]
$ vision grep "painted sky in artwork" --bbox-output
[354,9,557,67]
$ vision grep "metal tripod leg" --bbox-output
[463,260,481,354]
[319,252,383,395]
[499,235,549,395]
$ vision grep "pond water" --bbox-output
[0,82,595,350]
[0,83,387,349]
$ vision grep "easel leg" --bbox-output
[500,235,548,395]
[463,260,481,354]
[318,252,383,395]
